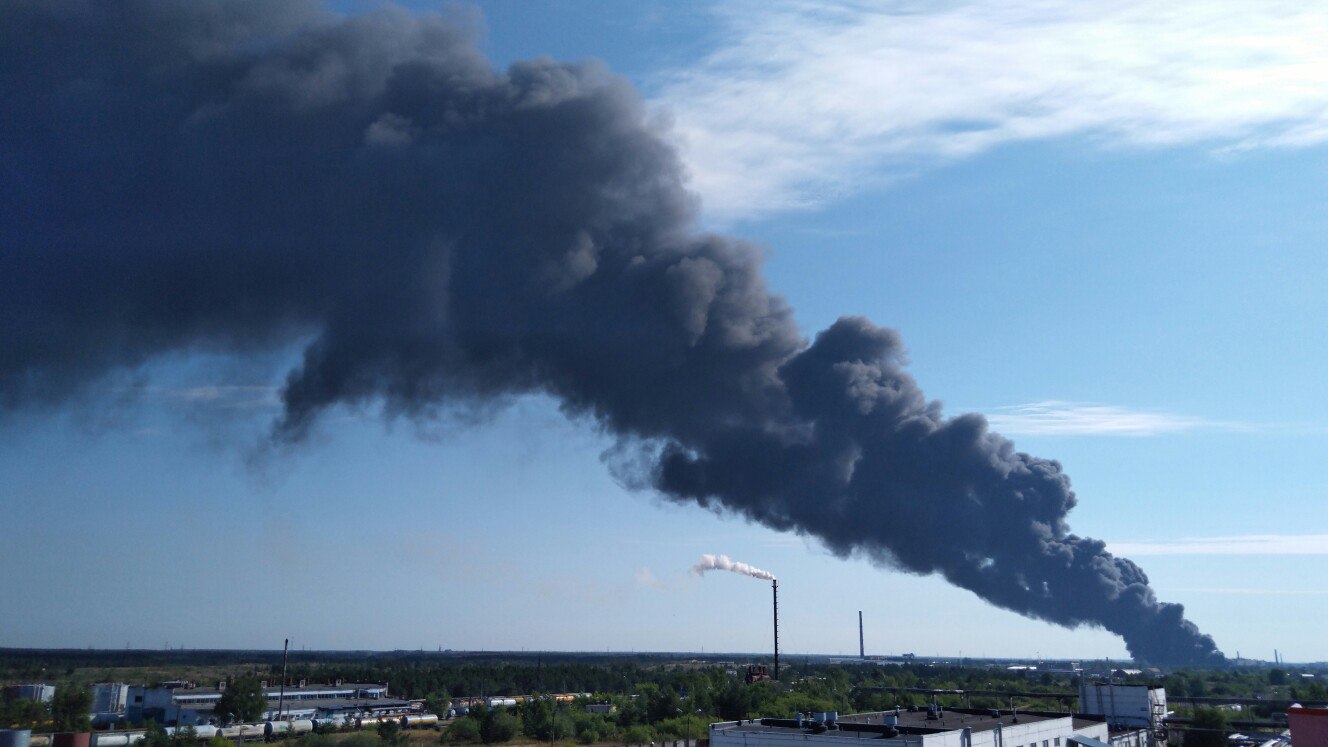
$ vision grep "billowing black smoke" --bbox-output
[1,1,1222,665]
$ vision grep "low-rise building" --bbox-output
[710,707,1111,747]
[1288,703,1328,744]
[3,685,56,703]
[127,680,408,726]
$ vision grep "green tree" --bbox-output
[480,710,518,744]
[425,693,452,718]
[51,684,92,731]
[213,677,266,724]
[446,717,482,743]
[142,720,172,747]
[713,684,749,722]
[1,691,51,730]
[1269,669,1287,686]
[377,718,402,745]
[622,725,652,744]
[1187,707,1229,747]
[646,687,680,724]
[205,736,235,747]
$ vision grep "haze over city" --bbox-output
[3,0,1327,664]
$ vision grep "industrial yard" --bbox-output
[3,649,1326,746]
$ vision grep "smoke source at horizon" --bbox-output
[1,1,1223,666]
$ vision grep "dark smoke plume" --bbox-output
[1,1,1222,665]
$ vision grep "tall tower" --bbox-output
[772,579,780,680]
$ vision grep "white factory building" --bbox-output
[710,708,1115,747]
[127,680,412,726]
[1075,681,1165,731]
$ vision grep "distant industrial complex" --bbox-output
[711,678,1322,747]
[5,625,1326,747]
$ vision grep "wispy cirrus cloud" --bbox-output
[660,1,1328,220]
[1110,534,1328,556]
[980,400,1244,437]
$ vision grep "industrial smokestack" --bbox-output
[772,579,780,681]
[859,611,865,659]
[0,1,1223,667]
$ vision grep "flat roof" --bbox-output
[717,709,1093,738]
[843,709,1068,735]
[176,697,413,714]
[170,683,385,695]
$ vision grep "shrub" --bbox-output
[446,717,482,744]
[480,711,518,744]
[623,726,652,744]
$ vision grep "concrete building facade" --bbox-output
[1076,681,1165,731]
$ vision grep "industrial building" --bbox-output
[710,707,1115,747]
[89,684,131,727]
[1288,703,1328,744]
[3,686,56,703]
[126,680,411,726]
[1075,680,1165,732]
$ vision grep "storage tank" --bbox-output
[355,718,381,729]
[0,730,32,747]
[192,727,216,740]
[52,734,90,747]
[399,714,438,728]
[264,721,313,738]
[486,698,516,708]
[28,736,50,747]
[215,725,263,740]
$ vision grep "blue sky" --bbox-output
[3,0,1327,662]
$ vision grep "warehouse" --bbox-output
[709,707,1112,747]
[127,681,410,726]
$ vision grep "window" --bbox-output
[1054,739,1061,746]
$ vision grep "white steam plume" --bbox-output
[692,553,775,581]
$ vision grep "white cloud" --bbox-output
[659,0,1328,220]
[980,400,1240,436]
[1109,534,1328,556]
